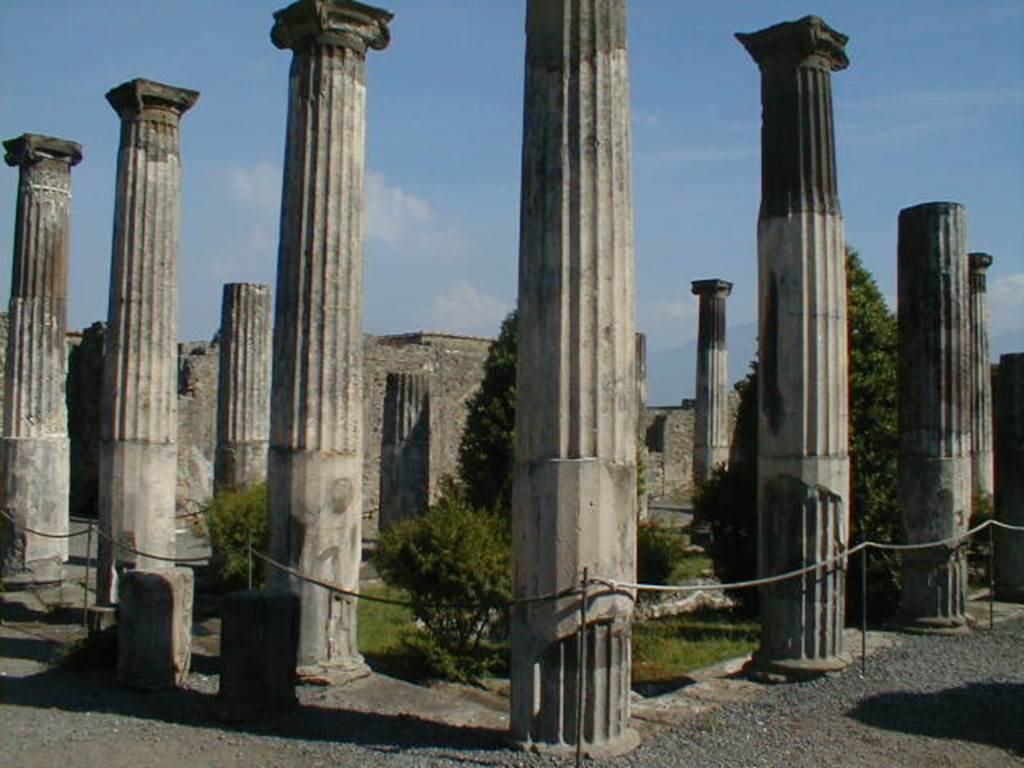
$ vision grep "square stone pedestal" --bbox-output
[117,568,194,689]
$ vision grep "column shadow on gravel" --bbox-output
[0,665,506,754]
[847,682,1024,755]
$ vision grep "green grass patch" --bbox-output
[668,552,713,583]
[357,583,423,677]
[632,609,759,687]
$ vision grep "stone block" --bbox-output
[117,568,193,690]
[218,589,299,719]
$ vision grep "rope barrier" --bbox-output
[0,509,91,539]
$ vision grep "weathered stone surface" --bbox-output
[1,133,81,580]
[117,568,194,690]
[994,353,1024,601]
[691,279,733,488]
[97,78,198,604]
[968,253,995,501]
[67,322,104,519]
[215,284,271,493]
[636,333,649,521]
[511,0,638,754]
[897,202,971,632]
[177,342,218,517]
[268,0,391,674]
[378,371,429,530]
[738,15,851,676]
[219,589,299,719]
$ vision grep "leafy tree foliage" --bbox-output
[204,484,270,591]
[457,310,517,514]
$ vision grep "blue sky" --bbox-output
[2,1,1022,404]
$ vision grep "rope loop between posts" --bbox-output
[0,508,92,540]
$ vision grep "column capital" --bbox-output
[4,133,82,168]
[691,278,734,298]
[106,78,199,123]
[736,15,848,72]
[272,0,392,54]
[969,252,994,273]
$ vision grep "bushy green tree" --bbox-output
[846,250,900,618]
[457,310,517,514]
[374,489,512,681]
[204,484,270,591]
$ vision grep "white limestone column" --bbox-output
[737,16,851,677]
[215,283,272,493]
[511,0,638,754]
[968,253,995,501]
[691,279,732,488]
[1,134,81,581]
[994,353,1024,602]
[96,78,198,605]
[897,202,971,632]
[267,0,391,675]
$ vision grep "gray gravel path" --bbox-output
[2,613,1021,767]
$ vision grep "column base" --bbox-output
[895,614,972,636]
[296,656,371,686]
[510,727,641,760]
[746,652,852,684]
[1,557,64,585]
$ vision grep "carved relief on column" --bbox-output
[97,78,198,604]
[511,0,638,754]
[1,134,81,580]
[737,16,851,676]
[897,202,971,632]
[215,283,272,493]
[267,0,392,674]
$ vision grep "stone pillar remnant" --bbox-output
[267,0,391,675]
[636,333,649,521]
[97,79,198,605]
[511,0,638,754]
[378,372,430,530]
[968,253,995,501]
[994,353,1024,601]
[897,202,971,632]
[691,279,733,488]
[117,568,194,689]
[737,16,851,677]
[1,134,81,581]
[215,283,272,493]
[219,589,300,718]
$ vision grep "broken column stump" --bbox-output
[117,568,194,690]
[218,589,300,719]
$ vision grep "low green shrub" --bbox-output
[204,484,269,591]
[374,488,511,682]
[636,522,690,585]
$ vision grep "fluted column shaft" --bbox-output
[738,16,851,675]
[897,202,971,631]
[994,353,1024,601]
[378,372,430,530]
[512,0,638,753]
[97,78,198,604]
[968,253,994,500]
[691,279,732,487]
[1,134,81,579]
[215,283,272,492]
[267,0,391,673]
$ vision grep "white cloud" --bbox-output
[226,162,281,213]
[429,281,511,337]
[990,272,1024,335]
[367,173,434,245]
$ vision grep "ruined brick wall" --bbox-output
[177,340,220,518]
[643,402,696,504]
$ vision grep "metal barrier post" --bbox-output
[860,544,868,675]
[575,567,588,768]
[247,535,254,591]
[82,521,93,626]
[988,523,995,631]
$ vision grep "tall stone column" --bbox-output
[691,279,733,487]
[636,333,649,521]
[968,253,995,501]
[1,134,81,581]
[215,283,272,493]
[737,16,851,677]
[267,0,391,675]
[897,202,971,632]
[378,372,430,531]
[511,0,638,754]
[994,353,1024,601]
[97,79,198,605]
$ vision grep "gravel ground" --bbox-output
[2,612,1021,767]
